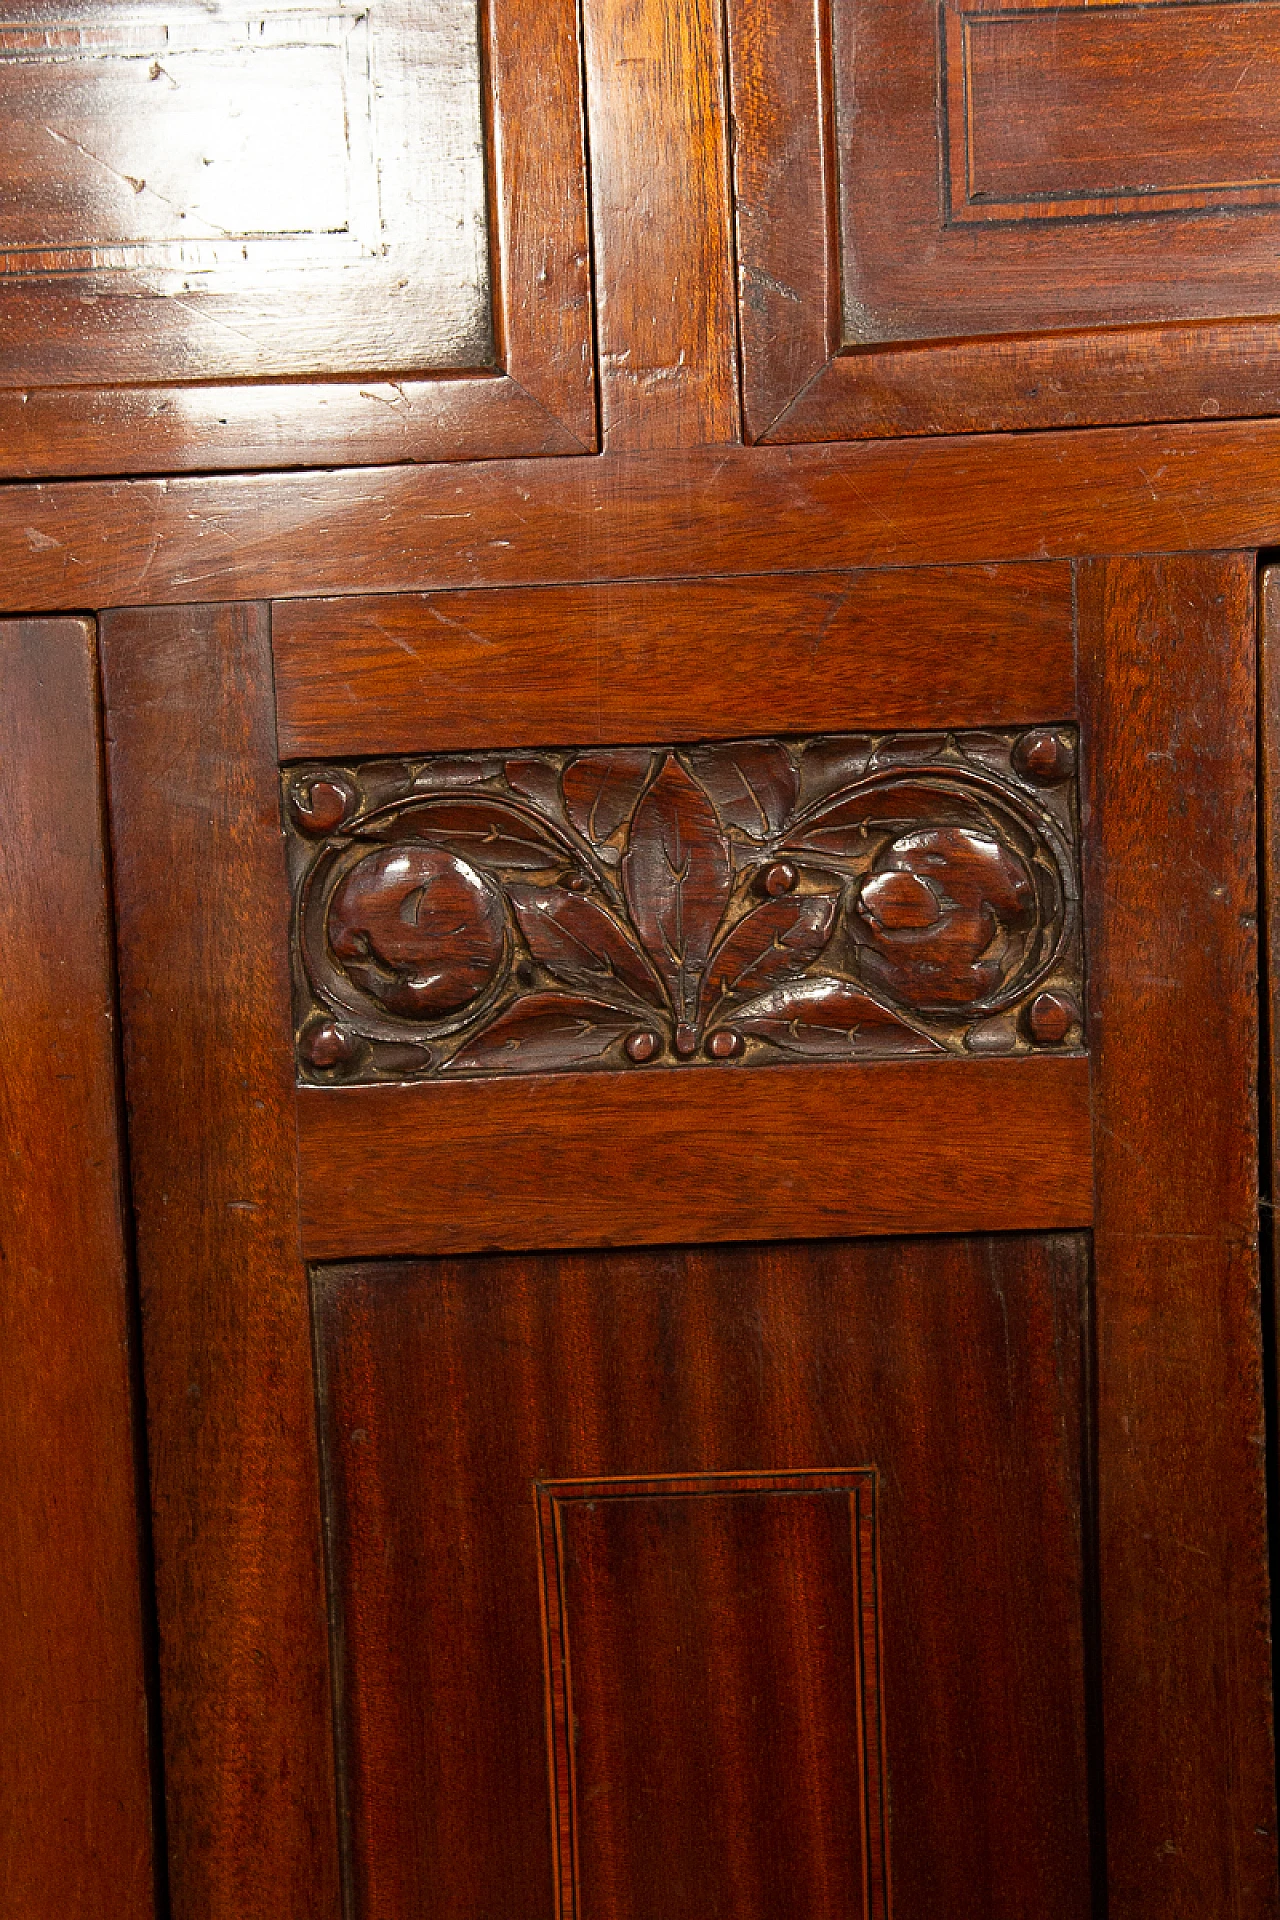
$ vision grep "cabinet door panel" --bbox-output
[101,553,1276,1920]
[314,1235,1091,1920]
[729,0,1280,438]
[0,1,593,475]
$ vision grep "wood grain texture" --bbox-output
[535,1470,887,1920]
[729,0,1280,439]
[1261,565,1280,1382]
[101,604,341,1920]
[272,565,1075,757]
[582,0,739,447]
[949,3,1280,220]
[12,423,1280,611]
[296,1054,1092,1258]
[0,617,156,1920]
[314,1233,1092,1920]
[1078,554,1278,1919]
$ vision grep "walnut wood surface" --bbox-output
[272,565,1075,757]
[1078,554,1278,1918]
[582,0,739,447]
[100,604,341,1919]
[296,1054,1092,1258]
[1261,565,1280,1372]
[12,424,1280,612]
[314,1234,1092,1920]
[0,617,157,1920]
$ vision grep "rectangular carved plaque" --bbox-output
[0,11,379,274]
[943,1,1280,224]
[535,1470,888,1920]
[285,726,1083,1083]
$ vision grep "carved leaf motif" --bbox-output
[562,750,654,843]
[504,757,565,816]
[699,893,837,1018]
[783,780,979,858]
[729,978,946,1059]
[622,755,733,1023]
[410,756,506,789]
[357,797,566,870]
[442,993,637,1075]
[507,883,664,1007]
[796,737,875,810]
[686,741,798,838]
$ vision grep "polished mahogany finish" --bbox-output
[0,617,157,1920]
[11,5,1280,1916]
[1079,554,1276,1913]
[313,1233,1092,1920]
[14,422,1280,612]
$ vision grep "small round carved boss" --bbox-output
[327,845,506,1019]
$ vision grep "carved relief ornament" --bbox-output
[285,728,1082,1083]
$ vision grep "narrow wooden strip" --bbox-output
[297,1056,1092,1259]
[768,325,1280,444]
[1261,565,1280,1332]
[0,618,157,1920]
[272,564,1075,757]
[101,604,341,1920]
[12,422,1280,611]
[0,375,585,480]
[582,0,739,447]
[1078,555,1278,1918]
[486,0,595,444]
[725,0,835,440]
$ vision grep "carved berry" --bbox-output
[329,846,506,1018]
[291,775,355,834]
[707,1029,743,1059]
[1012,729,1075,785]
[625,1030,660,1063]
[300,1019,357,1070]
[1026,990,1080,1046]
[761,862,799,897]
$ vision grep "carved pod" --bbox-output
[284,728,1083,1083]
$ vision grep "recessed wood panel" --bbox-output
[537,1471,886,1920]
[0,0,595,472]
[0,13,384,275]
[313,1233,1092,1920]
[946,4,1280,223]
[729,0,1280,437]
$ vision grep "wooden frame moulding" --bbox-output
[0,0,595,479]
[12,422,1280,611]
[724,0,1280,442]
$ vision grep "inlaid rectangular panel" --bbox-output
[312,1235,1093,1920]
[0,0,594,472]
[728,0,1280,437]
[284,726,1081,1084]
[943,3,1280,224]
[536,1470,887,1920]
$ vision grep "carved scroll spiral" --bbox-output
[287,728,1082,1082]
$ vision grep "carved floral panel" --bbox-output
[284,728,1082,1082]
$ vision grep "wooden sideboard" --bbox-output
[4,5,1280,1918]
